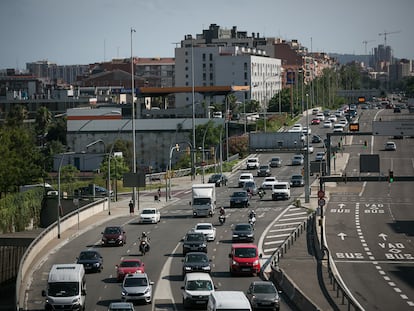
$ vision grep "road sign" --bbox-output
[318,190,325,199]
[372,120,414,136]
[349,123,360,132]
[318,198,326,206]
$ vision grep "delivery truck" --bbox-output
[191,184,216,217]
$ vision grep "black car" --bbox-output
[232,223,255,242]
[311,135,322,143]
[182,232,207,255]
[76,250,103,273]
[246,280,280,311]
[257,165,271,177]
[290,174,305,187]
[182,252,212,277]
[230,191,250,208]
[208,173,228,187]
[101,226,126,246]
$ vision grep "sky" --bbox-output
[0,0,413,70]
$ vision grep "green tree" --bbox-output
[6,104,28,127]
[35,106,52,139]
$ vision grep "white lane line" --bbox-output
[265,233,291,239]
[269,228,295,233]
[273,221,302,226]
[264,240,286,245]
[278,217,307,222]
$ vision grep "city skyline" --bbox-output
[0,0,413,70]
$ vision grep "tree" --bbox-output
[6,104,28,127]
[35,106,52,139]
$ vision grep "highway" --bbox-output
[325,106,414,310]
[25,151,315,310]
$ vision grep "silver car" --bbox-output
[121,273,154,304]
[291,154,304,166]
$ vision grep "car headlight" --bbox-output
[247,233,253,237]
[232,260,239,265]
[201,243,207,247]
[253,259,259,265]
[45,297,54,303]
[232,234,239,238]
[144,287,150,294]
[184,267,192,271]
[72,297,80,304]
[202,266,211,271]
[102,237,107,241]
[93,262,100,267]
[121,290,127,296]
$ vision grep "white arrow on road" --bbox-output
[338,232,347,240]
[338,203,346,209]
[378,233,388,241]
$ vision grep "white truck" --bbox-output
[271,181,291,200]
[191,184,216,217]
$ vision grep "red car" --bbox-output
[311,118,320,125]
[229,243,262,276]
[101,226,126,247]
[116,258,145,281]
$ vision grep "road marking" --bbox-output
[264,240,287,245]
[273,221,302,226]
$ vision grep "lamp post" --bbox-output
[86,139,112,214]
[131,27,137,210]
[191,41,196,180]
[201,122,212,183]
[304,94,310,203]
[168,144,180,199]
[57,151,75,239]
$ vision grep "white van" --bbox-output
[207,291,252,311]
[42,264,86,310]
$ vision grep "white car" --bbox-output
[238,173,254,187]
[328,115,337,123]
[139,208,161,223]
[315,151,325,161]
[261,176,278,190]
[302,127,311,135]
[338,119,348,126]
[384,141,396,151]
[192,223,216,241]
[316,113,325,121]
[333,124,344,132]
[246,157,260,170]
[323,120,332,128]
[302,145,314,153]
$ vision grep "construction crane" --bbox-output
[362,40,375,55]
[378,30,401,47]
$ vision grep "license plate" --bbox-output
[242,268,251,271]
[196,301,206,304]
[108,240,115,243]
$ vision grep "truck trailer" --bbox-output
[191,184,216,217]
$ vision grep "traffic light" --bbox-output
[388,170,394,183]
[364,140,368,148]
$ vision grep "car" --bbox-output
[246,280,281,311]
[393,107,401,113]
[311,135,322,143]
[328,115,337,123]
[121,272,154,304]
[108,302,135,311]
[311,118,321,125]
[182,232,208,255]
[192,223,216,241]
[208,173,228,187]
[323,109,331,116]
[182,252,212,277]
[269,157,282,168]
[302,126,311,135]
[312,108,320,115]
[238,172,254,187]
[181,272,215,309]
[76,249,103,272]
[257,164,271,177]
[384,141,397,151]
[291,154,304,166]
[323,120,332,128]
[290,174,305,187]
[79,185,114,197]
[261,176,278,190]
[316,112,325,121]
[333,124,344,132]
[338,119,348,127]
[288,124,302,132]
[335,110,343,117]
[116,258,145,282]
[232,223,255,242]
[246,157,260,170]
[101,226,126,246]
[302,144,314,153]
[139,207,161,224]
[315,151,325,161]
[229,243,262,276]
[76,250,103,273]
[230,191,250,208]
[243,181,258,196]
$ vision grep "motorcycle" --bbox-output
[258,189,265,200]
[248,215,256,226]
[139,240,150,255]
[219,214,226,225]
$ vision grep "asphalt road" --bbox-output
[325,106,414,310]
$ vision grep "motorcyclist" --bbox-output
[248,210,256,220]
[219,206,225,216]
[140,232,150,246]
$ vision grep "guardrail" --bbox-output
[15,198,107,311]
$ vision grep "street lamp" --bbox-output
[86,139,112,215]
[131,27,137,210]
[168,144,180,199]
[202,122,212,183]
[304,94,310,203]
[57,151,75,239]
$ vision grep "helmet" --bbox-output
[142,232,147,237]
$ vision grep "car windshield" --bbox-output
[186,234,204,242]
[274,184,287,189]
[244,182,255,187]
[196,225,212,230]
[240,175,251,180]
[235,224,251,231]
[234,247,257,258]
[186,254,208,263]
[247,159,257,163]
[104,227,121,234]
[253,284,277,294]
[142,209,155,214]
[193,198,211,205]
[291,176,302,180]
[186,280,213,291]
[120,261,142,268]
[124,277,148,287]
[79,251,98,260]
[232,192,247,198]
[264,178,275,182]
[48,282,79,297]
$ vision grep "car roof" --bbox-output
[184,272,212,281]
[124,272,148,279]
[231,243,258,249]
